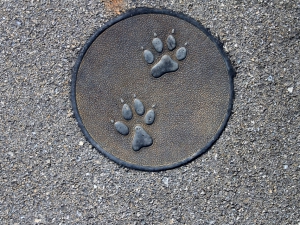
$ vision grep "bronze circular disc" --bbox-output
[71,8,234,171]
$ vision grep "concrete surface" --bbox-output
[0,0,299,224]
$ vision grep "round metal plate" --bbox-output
[71,8,234,171]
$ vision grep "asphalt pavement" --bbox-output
[0,0,299,224]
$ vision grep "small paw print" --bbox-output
[143,29,187,78]
[113,98,155,151]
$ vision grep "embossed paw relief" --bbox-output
[113,97,155,151]
[72,8,234,171]
[143,30,187,78]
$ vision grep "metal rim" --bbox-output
[71,7,235,171]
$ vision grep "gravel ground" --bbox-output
[1,0,299,224]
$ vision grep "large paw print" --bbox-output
[113,98,155,151]
[143,30,187,78]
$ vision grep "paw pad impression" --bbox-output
[143,30,187,78]
[113,98,155,151]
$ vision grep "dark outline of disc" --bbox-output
[71,7,235,172]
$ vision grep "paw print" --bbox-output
[143,29,187,78]
[113,97,155,151]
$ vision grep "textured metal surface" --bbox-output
[72,8,234,171]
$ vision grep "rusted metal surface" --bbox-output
[72,8,234,171]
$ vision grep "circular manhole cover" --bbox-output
[71,8,234,171]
